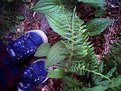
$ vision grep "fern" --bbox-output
[33,0,121,90]
[59,9,97,74]
[33,0,97,72]
[63,86,81,91]
[62,76,82,91]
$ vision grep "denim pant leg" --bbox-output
[0,41,21,91]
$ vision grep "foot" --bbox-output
[18,59,48,91]
[7,30,48,63]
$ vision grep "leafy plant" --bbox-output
[34,43,51,57]
[78,0,106,9]
[33,0,121,91]
[86,18,114,36]
[78,0,106,17]
[48,68,66,78]
[45,41,66,68]
[32,0,71,36]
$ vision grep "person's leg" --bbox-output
[0,41,21,91]
[7,30,48,63]
[0,30,48,91]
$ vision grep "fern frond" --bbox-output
[59,9,97,74]
[62,76,82,91]
[69,61,87,75]
[63,86,81,91]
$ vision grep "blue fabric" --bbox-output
[19,60,48,91]
[7,32,43,63]
[0,41,21,91]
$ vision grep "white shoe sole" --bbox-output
[27,30,48,43]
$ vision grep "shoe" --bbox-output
[7,30,48,63]
[18,59,48,91]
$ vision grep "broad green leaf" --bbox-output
[85,86,108,91]
[45,11,83,36]
[45,41,66,68]
[96,80,110,86]
[47,68,66,78]
[86,18,114,36]
[32,0,70,36]
[109,75,121,88]
[78,0,106,8]
[32,0,63,14]
[106,67,116,77]
[45,13,66,36]
[34,43,50,57]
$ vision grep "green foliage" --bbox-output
[48,68,66,78]
[62,76,82,91]
[45,41,66,68]
[45,10,72,36]
[32,0,71,36]
[86,18,114,36]
[34,43,50,57]
[94,8,105,17]
[78,0,106,9]
[109,76,121,88]
[78,0,106,17]
[32,0,64,14]
[85,86,107,91]
[64,76,82,87]
[106,67,116,78]
[33,0,97,70]
[63,86,81,91]
[103,42,121,74]
[33,0,121,91]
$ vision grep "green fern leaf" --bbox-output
[64,76,82,87]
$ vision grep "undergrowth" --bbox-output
[33,0,121,91]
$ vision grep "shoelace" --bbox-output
[23,62,46,84]
[12,33,37,59]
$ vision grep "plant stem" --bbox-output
[87,69,112,82]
